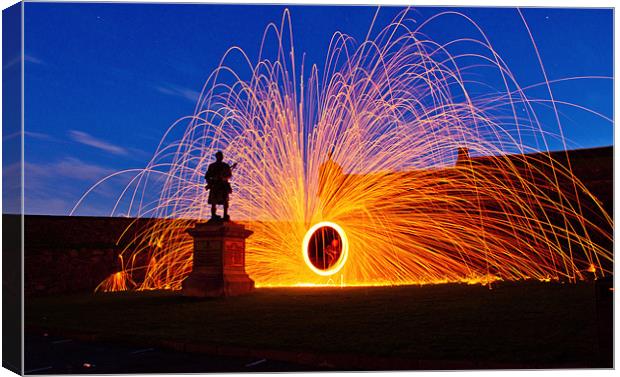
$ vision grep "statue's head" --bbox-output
[215,151,223,162]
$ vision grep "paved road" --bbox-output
[25,333,321,374]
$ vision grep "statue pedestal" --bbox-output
[182,221,255,297]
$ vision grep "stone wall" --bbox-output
[22,216,165,296]
[18,146,612,296]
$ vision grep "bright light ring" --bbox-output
[302,221,349,276]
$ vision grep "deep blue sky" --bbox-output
[22,3,613,215]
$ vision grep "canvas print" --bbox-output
[2,1,614,374]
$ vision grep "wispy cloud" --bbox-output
[9,130,150,161]
[24,54,44,65]
[24,196,73,216]
[68,130,128,155]
[3,54,44,70]
[24,158,128,215]
[154,83,201,103]
[26,157,115,182]
[25,131,55,140]
[2,131,20,141]
[54,158,116,181]
[3,130,58,142]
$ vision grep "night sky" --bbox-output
[21,3,612,216]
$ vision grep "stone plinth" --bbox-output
[182,221,254,297]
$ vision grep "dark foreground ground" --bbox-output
[24,333,317,374]
[25,281,613,372]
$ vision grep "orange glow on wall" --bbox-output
[82,10,613,292]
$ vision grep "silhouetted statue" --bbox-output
[205,151,233,221]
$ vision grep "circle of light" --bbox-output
[302,221,349,276]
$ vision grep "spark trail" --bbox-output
[77,9,613,291]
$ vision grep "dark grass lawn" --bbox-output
[25,281,611,367]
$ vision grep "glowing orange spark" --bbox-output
[587,264,597,273]
[302,221,349,276]
[73,9,613,291]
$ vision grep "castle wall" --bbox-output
[18,146,612,296]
